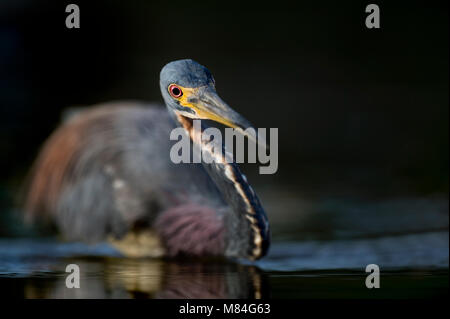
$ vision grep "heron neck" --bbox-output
[173,113,270,260]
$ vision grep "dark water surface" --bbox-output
[0,232,447,299]
[1,193,448,298]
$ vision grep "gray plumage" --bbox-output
[26,60,270,260]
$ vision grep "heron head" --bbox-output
[160,59,257,142]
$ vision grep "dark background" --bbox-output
[0,0,448,236]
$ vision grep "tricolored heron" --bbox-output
[25,59,270,260]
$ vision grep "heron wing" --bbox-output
[25,102,225,244]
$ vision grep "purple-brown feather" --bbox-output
[155,203,225,257]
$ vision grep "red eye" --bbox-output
[169,84,183,98]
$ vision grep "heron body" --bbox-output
[26,60,270,260]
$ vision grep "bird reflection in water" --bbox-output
[24,258,268,299]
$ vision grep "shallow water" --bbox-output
[0,193,448,298]
[0,232,448,299]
